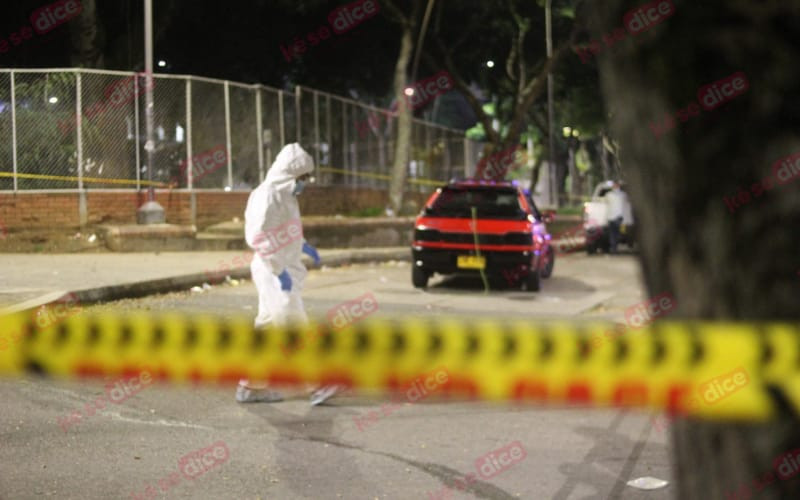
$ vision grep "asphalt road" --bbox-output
[0,253,674,500]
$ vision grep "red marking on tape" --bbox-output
[218,369,249,385]
[319,372,355,388]
[268,371,303,385]
[74,363,106,378]
[512,379,549,401]
[612,381,649,406]
[665,383,693,414]
[440,376,479,398]
[566,382,592,402]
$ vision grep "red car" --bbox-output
[411,180,555,290]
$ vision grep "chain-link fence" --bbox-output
[0,69,482,193]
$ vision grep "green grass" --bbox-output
[557,206,585,216]
[347,207,385,217]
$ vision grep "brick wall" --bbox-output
[0,187,430,231]
[194,191,249,228]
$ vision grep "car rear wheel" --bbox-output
[412,266,429,288]
[585,230,599,255]
[522,266,541,292]
[541,246,555,278]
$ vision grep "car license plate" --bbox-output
[457,255,486,269]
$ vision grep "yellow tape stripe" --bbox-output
[0,172,165,187]
[1,169,444,188]
[1,312,795,421]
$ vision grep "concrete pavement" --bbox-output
[0,231,593,314]
[0,247,410,313]
[0,257,671,500]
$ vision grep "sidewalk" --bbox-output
[0,247,409,313]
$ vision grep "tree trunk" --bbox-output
[556,149,568,206]
[69,0,104,68]
[388,26,415,215]
[529,139,545,195]
[587,0,800,498]
[567,142,580,201]
[599,132,611,180]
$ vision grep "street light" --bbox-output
[546,0,557,209]
[486,60,495,68]
[136,0,166,224]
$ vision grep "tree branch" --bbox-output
[505,25,580,144]
[380,0,411,27]
[424,42,501,145]
[505,38,517,82]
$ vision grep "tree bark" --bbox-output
[586,0,800,497]
[69,0,104,68]
[529,138,545,194]
[388,26,415,215]
[380,0,422,216]
[598,132,611,180]
[425,5,578,176]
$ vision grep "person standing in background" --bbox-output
[605,181,627,254]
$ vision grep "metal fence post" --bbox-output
[10,71,17,192]
[134,72,141,190]
[76,71,87,226]
[278,90,285,147]
[313,90,320,179]
[326,94,332,176]
[186,78,193,191]
[463,138,470,178]
[354,109,360,186]
[255,86,264,182]
[295,85,302,142]
[342,102,347,173]
[444,133,451,179]
[186,77,195,225]
[224,80,233,189]
[426,124,432,184]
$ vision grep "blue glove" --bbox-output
[302,242,321,266]
[278,269,292,291]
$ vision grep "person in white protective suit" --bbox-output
[236,143,339,406]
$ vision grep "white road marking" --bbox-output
[102,410,214,430]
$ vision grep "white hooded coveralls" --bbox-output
[244,143,314,328]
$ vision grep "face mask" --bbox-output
[292,180,305,196]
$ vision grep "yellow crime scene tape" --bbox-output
[1,168,444,188]
[0,171,164,187]
[1,310,798,422]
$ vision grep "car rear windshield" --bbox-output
[427,187,525,219]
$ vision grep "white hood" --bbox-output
[244,143,313,273]
[264,143,314,193]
